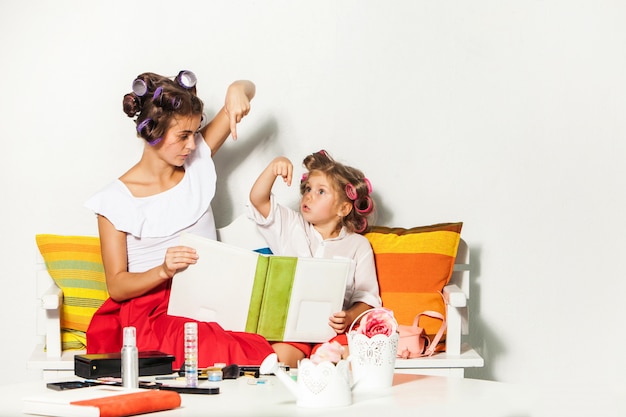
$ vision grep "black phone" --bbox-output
[157,385,220,395]
[46,381,100,391]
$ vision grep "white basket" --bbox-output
[348,308,398,392]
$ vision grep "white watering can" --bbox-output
[260,353,354,408]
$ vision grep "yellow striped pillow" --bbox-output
[36,234,109,350]
[365,223,462,338]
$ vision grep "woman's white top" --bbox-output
[247,195,382,310]
[85,134,216,273]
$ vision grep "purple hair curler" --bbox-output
[132,78,148,97]
[148,136,163,146]
[152,87,163,102]
[176,70,197,89]
[136,118,152,134]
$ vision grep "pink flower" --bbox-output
[356,308,397,338]
[310,341,345,364]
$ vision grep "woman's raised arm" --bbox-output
[200,80,256,155]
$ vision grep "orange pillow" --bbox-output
[365,222,462,337]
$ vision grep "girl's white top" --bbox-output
[247,195,382,310]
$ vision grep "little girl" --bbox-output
[248,150,382,367]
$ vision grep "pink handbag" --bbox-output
[397,311,447,359]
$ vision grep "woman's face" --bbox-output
[158,114,202,167]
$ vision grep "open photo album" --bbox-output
[167,233,354,342]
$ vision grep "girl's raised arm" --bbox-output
[249,157,293,218]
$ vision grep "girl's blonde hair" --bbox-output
[300,150,375,234]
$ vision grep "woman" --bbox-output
[85,71,273,369]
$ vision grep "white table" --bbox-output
[2,373,534,417]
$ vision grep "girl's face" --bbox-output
[157,114,202,167]
[300,172,351,230]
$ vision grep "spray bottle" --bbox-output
[121,326,139,388]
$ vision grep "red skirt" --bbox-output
[86,282,273,370]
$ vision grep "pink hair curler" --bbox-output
[363,177,373,194]
[354,196,373,215]
[345,183,358,201]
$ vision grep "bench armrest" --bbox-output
[39,283,63,359]
[41,283,62,310]
[442,284,469,356]
[443,284,466,308]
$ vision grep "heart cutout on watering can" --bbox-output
[299,361,337,395]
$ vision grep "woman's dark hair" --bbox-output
[122,72,204,145]
[300,150,375,234]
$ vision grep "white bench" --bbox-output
[28,215,483,380]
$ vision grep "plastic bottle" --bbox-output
[184,322,198,388]
[121,326,139,388]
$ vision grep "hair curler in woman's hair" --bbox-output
[136,118,163,146]
[176,70,197,90]
[132,70,197,100]
[132,78,148,97]
[152,86,164,105]
[136,118,152,135]
[148,136,163,146]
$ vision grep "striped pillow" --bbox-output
[36,234,109,350]
[365,222,462,338]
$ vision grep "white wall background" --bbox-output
[2,0,625,393]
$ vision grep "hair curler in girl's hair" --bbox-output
[354,195,374,215]
[345,183,358,201]
[345,178,373,203]
[363,177,373,194]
